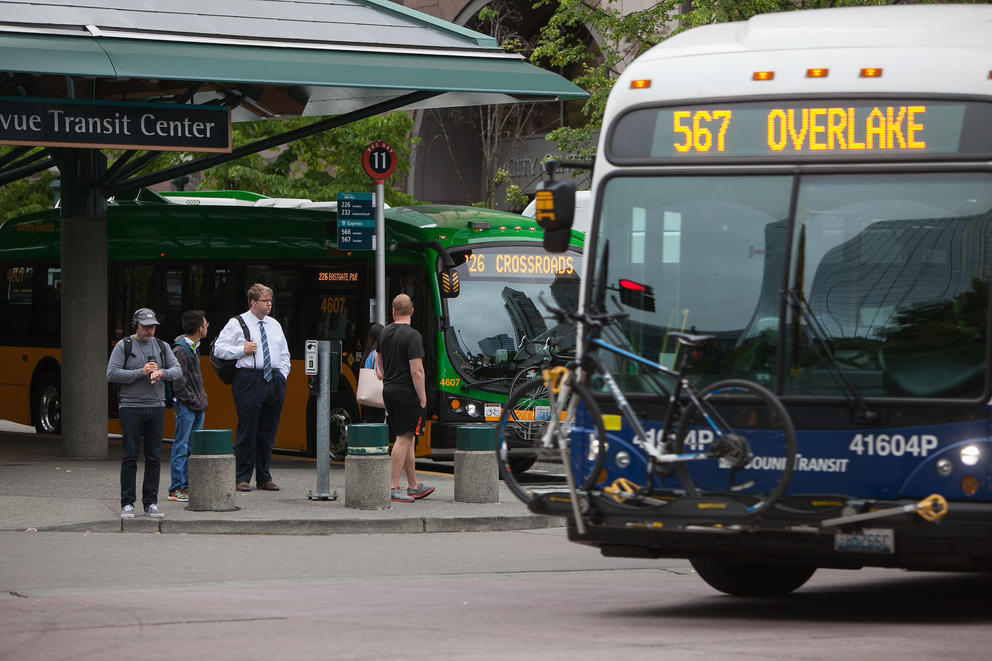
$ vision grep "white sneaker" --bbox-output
[121,504,135,519]
[144,504,165,518]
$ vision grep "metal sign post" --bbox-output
[308,340,337,501]
[374,180,386,326]
[363,141,396,327]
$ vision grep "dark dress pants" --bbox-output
[119,406,165,507]
[232,369,286,484]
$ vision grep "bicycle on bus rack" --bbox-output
[496,295,798,534]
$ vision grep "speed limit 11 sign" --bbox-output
[363,141,396,181]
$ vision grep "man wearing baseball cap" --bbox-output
[107,307,181,519]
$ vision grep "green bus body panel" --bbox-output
[0,200,582,261]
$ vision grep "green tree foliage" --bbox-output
[200,112,420,206]
[0,111,419,220]
[530,0,954,157]
[0,150,56,220]
[530,0,682,157]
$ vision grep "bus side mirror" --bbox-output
[535,180,575,254]
[619,279,656,312]
[439,268,460,298]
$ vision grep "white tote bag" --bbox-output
[356,367,385,408]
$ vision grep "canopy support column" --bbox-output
[57,149,108,459]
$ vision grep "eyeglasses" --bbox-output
[201,321,209,327]
[256,299,272,304]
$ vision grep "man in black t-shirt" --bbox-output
[375,293,435,503]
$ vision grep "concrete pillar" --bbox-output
[345,423,390,509]
[59,149,108,459]
[186,429,238,512]
[454,424,498,503]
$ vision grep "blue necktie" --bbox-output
[259,320,272,382]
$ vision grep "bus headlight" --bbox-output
[448,396,481,418]
[935,458,953,476]
[960,445,981,466]
[586,434,601,463]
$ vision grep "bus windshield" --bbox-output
[593,172,992,398]
[445,244,581,390]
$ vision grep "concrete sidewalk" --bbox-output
[0,431,564,535]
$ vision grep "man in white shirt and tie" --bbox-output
[213,283,290,492]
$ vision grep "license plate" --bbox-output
[834,528,895,554]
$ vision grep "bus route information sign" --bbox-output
[337,192,374,250]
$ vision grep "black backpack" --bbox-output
[114,336,174,409]
[210,316,251,385]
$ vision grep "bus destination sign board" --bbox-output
[609,99,992,162]
[462,250,579,280]
[336,192,374,250]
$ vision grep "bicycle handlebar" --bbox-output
[538,292,628,329]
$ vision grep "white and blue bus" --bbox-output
[530,5,992,595]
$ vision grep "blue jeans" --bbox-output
[169,400,204,492]
[119,406,165,508]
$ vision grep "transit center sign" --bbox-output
[0,97,232,152]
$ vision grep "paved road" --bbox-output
[3,528,991,661]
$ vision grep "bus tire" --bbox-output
[306,395,355,461]
[33,371,61,435]
[689,558,816,596]
[508,455,537,476]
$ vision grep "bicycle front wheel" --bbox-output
[673,379,796,515]
[497,376,607,505]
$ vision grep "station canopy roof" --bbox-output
[0,0,586,120]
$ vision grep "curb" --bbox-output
[22,515,566,535]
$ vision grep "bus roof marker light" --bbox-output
[860,68,883,78]
[630,79,651,89]
[752,71,774,81]
[806,68,828,78]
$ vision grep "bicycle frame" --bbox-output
[581,337,737,476]
[544,326,746,528]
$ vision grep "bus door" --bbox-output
[302,267,364,455]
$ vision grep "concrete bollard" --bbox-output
[345,424,391,510]
[186,429,239,512]
[455,424,498,503]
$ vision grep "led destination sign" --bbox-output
[463,251,578,279]
[609,99,992,162]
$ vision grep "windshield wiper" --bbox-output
[784,288,877,422]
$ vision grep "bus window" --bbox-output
[790,172,992,398]
[595,175,791,388]
[444,245,581,390]
[1,265,35,342]
[129,264,183,335]
[12,266,64,346]
[313,293,355,341]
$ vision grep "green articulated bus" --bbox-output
[0,188,583,464]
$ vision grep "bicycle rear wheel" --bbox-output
[497,376,607,505]
[673,379,796,515]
